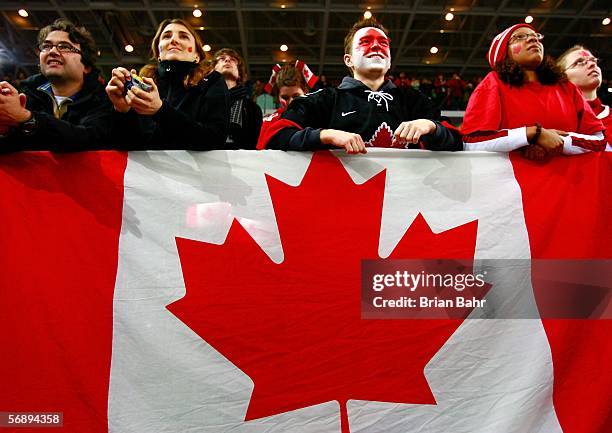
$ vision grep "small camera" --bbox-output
[124,74,152,93]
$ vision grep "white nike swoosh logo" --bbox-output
[342,111,356,117]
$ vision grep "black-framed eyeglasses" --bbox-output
[566,57,600,70]
[38,42,82,55]
[508,33,544,44]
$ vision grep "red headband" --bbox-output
[264,60,319,94]
[264,64,282,94]
[295,60,318,89]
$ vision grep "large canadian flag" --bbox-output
[0,149,610,433]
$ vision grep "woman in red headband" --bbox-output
[461,24,605,159]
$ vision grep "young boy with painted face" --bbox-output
[258,18,461,153]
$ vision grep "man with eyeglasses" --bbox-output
[558,46,611,149]
[0,19,112,151]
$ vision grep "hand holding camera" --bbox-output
[106,68,161,114]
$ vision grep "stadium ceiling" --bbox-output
[0,0,609,81]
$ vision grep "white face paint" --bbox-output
[349,27,391,75]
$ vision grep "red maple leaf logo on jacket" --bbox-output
[168,151,480,432]
[365,122,397,148]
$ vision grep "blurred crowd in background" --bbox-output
[4,68,609,115]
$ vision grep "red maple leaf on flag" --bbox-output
[168,151,480,433]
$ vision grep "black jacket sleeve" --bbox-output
[0,96,114,152]
[111,73,230,150]
[402,87,462,151]
[266,89,334,151]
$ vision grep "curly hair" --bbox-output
[494,55,566,87]
[38,19,97,68]
[139,18,213,88]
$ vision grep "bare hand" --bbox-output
[320,129,367,154]
[536,128,564,155]
[392,119,436,147]
[125,77,162,116]
[550,129,568,137]
[105,67,132,113]
[0,81,31,126]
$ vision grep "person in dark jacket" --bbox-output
[212,48,262,149]
[258,18,461,153]
[106,18,229,150]
[0,18,113,151]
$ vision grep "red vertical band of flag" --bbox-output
[511,152,612,433]
[0,151,127,433]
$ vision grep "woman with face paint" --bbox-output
[105,18,230,149]
[258,18,461,153]
[558,46,611,148]
[461,24,605,159]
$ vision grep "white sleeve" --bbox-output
[462,127,528,152]
[562,131,606,155]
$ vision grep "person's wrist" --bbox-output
[151,100,167,118]
[19,111,38,135]
[526,126,536,140]
[153,99,163,113]
[528,123,542,144]
[320,129,331,144]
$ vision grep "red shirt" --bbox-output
[587,98,611,146]
[256,107,286,150]
[462,72,603,136]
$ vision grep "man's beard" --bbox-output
[40,64,68,83]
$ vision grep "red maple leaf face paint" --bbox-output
[158,23,200,62]
[507,29,543,67]
[350,27,391,75]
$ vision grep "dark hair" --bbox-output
[274,64,307,94]
[212,48,247,83]
[343,18,389,55]
[494,55,566,86]
[37,19,97,68]
[139,18,212,88]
